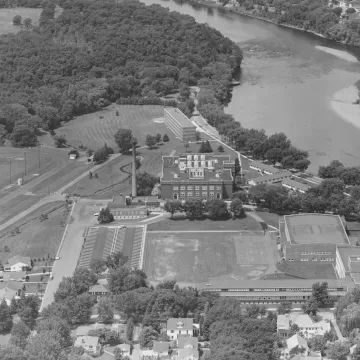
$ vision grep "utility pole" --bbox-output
[9,160,11,184]
[38,145,40,168]
[24,152,26,175]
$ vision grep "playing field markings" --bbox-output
[109,227,118,255]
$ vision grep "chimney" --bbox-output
[131,138,137,198]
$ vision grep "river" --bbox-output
[142,0,360,172]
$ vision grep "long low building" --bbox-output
[249,161,282,175]
[248,171,292,186]
[200,279,347,304]
[282,178,310,193]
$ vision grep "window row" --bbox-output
[173,185,222,191]
[300,258,334,262]
[301,251,332,255]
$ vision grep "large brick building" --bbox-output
[160,153,235,201]
[283,214,350,263]
[164,107,196,142]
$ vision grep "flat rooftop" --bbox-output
[285,214,349,245]
[164,107,195,128]
[282,178,310,192]
[338,246,360,272]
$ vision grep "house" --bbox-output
[285,334,309,355]
[69,154,77,160]
[116,343,131,356]
[4,255,31,272]
[88,284,109,302]
[178,337,198,349]
[153,341,169,356]
[167,318,193,340]
[177,348,199,360]
[74,336,101,355]
[3,271,27,282]
[76,323,121,337]
[0,281,22,305]
[248,171,292,186]
[277,314,330,339]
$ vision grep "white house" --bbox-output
[178,337,198,349]
[285,334,309,356]
[88,284,109,302]
[74,336,101,355]
[167,318,193,340]
[117,344,131,357]
[277,314,331,339]
[177,348,199,360]
[4,255,31,272]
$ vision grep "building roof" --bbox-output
[6,255,31,267]
[291,314,314,328]
[178,337,198,349]
[75,336,99,348]
[249,161,281,174]
[76,324,120,337]
[277,315,290,330]
[164,107,195,128]
[282,178,310,192]
[337,247,359,272]
[200,279,345,290]
[250,171,292,184]
[177,348,199,360]
[351,273,360,285]
[346,222,360,231]
[118,344,131,352]
[132,196,159,204]
[3,272,26,281]
[286,334,308,351]
[88,284,109,293]
[167,318,193,331]
[161,154,234,183]
[284,214,349,245]
[153,341,169,353]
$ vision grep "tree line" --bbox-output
[0,0,242,147]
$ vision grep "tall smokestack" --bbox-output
[131,138,137,198]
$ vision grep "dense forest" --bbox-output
[232,0,360,46]
[0,0,242,146]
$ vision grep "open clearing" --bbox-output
[144,231,278,286]
[55,105,174,149]
[0,7,41,35]
[147,215,263,231]
[0,202,66,264]
[0,147,70,196]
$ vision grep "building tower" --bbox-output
[131,138,137,198]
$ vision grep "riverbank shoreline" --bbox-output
[316,46,358,62]
[181,0,356,49]
[330,85,360,130]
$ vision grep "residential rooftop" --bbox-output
[164,107,194,128]
[167,318,193,331]
[284,214,349,245]
[6,255,31,266]
[153,341,169,353]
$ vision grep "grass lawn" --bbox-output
[255,210,282,229]
[0,146,70,196]
[0,7,41,35]
[144,231,277,285]
[0,194,41,225]
[0,202,65,263]
[55,105,173,150]
[147,215,262,231]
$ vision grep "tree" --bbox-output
[36,316,72,348]
[199,140,213,153]
[184,199,205,219]
[0,300,13,333]
[145,135,157,149]
[347,7,356,13]
[294,159,311,172]
[163,134,169,142]
[89,258,107,275]
[289,323,300,336]
[109,267,147,294]
[351,186,360,200]
[206,199,228,219]
[114,129,133,153]
[0,344,26,360]
[302,298,318,316]
[308,335,326,353]
[136,172,158,196]
[13,15,22,26]
[126,317,134,341]
[265,148,283,165]
[10,321,30,349]
[98,207,114,224]
[98,297,114,323]
[106,251,128,270]
[230,198,244,218]
[24,18,32,28]
[164,200,182,217]
[156,280,177,290]
[277,302,292,315]
[232,191,248,203]
[66,293,94,324]
[155,133,162,143]
[93,145,110,163]
[217,145,224,152]
[195,132,201,142]
[312,282,329,307]
[87,328,119,345]
[10,124,37,147]
[139,326,158,348]
[53,135,67,148]
[327,342,350,360]
[114,347,124,360]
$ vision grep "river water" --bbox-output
[142,0,360,172]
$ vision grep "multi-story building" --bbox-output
[164,107,196,142]
[283,214,349,263]
[167,318,194,340]
[200,279,347,305]
[160,154,235,201]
